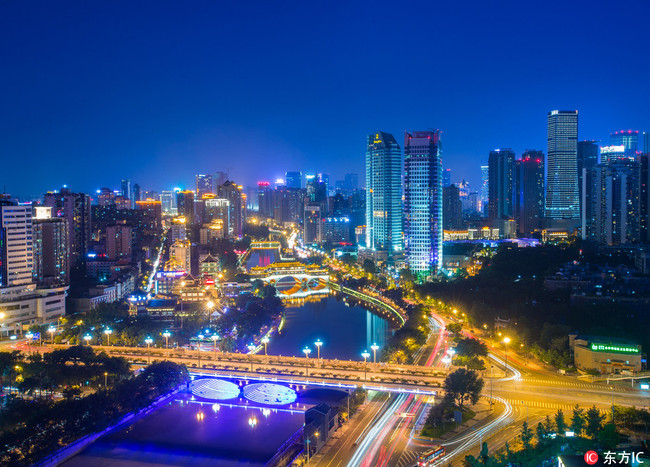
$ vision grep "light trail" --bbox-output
[488,353,522,382]
[145,229,167,295]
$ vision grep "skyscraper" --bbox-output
[480,165,489,213]
[442,168,451,188]
[404,130,442,277]
[176,190,195,225]
[33,207,69,286]
[196,174,213,197]
[643,132,650,154]
[217,181,244,238]
[588,160,639,245]
[546,110,579,220]
[285,172,302,189]
[611,130,639,158]
[639,153,650,243]
[443,184,463,230]
[257,181,273,218]
[515,151,545,235]
[488,148,515,220]
[43,188,92,266]
[365,131,402,254]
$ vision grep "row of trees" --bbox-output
[463,405,630,466]
[0,354,188,466]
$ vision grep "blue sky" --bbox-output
[1,0,649,197]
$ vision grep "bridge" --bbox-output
[249,261,330,297]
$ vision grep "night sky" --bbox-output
[2,0,649,198]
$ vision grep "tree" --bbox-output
[447,323,462,335]
[520,421,533,450]
[544,415,555,435]
[585,406,604,439]
[571,405,585,436]
[554,409,566,434]
[536,422,548,445]
[597,423,619,450]
[443,368,485,409]
[479,441,489,464]
[362,259,377,274]
[455,337,488,357]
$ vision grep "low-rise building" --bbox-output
[570,334,643,374]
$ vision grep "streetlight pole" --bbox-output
[83,333,92,346]
[104,328,112,346]
[145,337,153,364]
[25,332,33,354]
[104,372,108,388]
[371,343,379,364]
[315,340,322,368]
[163,331,171,350]
[362,351,370,381]
[261,337,269,356]
[248,343,256,372]
[48,326,56,345]
[503,337,511,377]
[303,347,311,377]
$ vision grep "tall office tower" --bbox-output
[33,207,69,286]
[344,173,359,191]
[443,184,463,230]
[404,130,442,277]
[488,148,515,220]
[44,188,92,266]
[271,187,305,225]
[577,140,599,201]
[589,160,640,245]
[214,171,229,188]
[546,110,579,219]
[0,197,33,287]
[160,191,177,216]
[217,180,244,238]
[611,130,639,158]
[303,205,322,243]
[196,174,213,197]
[480,165,489,212]
[133,183,142,203]
[365,131,402,254]
[121,179,133,208]
[205,198,230,225]
[515,151,545,236]
[135,199,163,232]
[106,224,132,260]
[285,172,302,189]
[319,173,331,195]
[644,132,650,154]
[442,168,452,188]
[176,190,195,225]
[257,181,273,218]
[640,153,650,243]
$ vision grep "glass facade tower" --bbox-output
[365,132,402,254]
[546,110,579,219]
[403,130,442,277]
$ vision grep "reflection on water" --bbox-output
[268,293,394,361]
[63,393,304,467]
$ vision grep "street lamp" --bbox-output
[503,337,511,377]
[303,347,311,377]
[83,333,92,346]
[163,330,171,350]
[48,326,56,345]
[25,332,34,353]
[370,343,379,364]
[261,336,269,356]
[212,334,220,357]
[197,334,204,370]
[104,371,108,388]
[104,328,113,346]
[247,343,256,372]
[145,337,153,364]
[361,351,370,381]
[314,339,323,360]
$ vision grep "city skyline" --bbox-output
[2,1,650,197]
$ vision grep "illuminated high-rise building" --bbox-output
[480,165,489,212]
[196,174,213,197]
[639,153,650,243]
[404,130,442,277]
[285,172,302,189]
[611,130,638,158]
[217,180,244,238]
[546,110,579,219]
[442,168,451,188]
[176,190,195,225]
[365,131,402,254]
[33,207,69,286]
[515,151,545,235]
[488,148,515,221]
[43,188,92,266]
